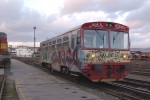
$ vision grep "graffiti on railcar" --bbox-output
[84,50,123,62]
[49,46,81,67]
[42,48,129,65]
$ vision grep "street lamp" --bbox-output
[33,26,36,53]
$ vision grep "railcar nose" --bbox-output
[82,63,131,82]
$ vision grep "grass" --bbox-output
[2,76,19,100]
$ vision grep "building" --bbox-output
[8,47,16,57]
[15,46,39,57]
[130,51,142,59]
[131,51,150,60]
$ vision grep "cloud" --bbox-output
[46,11,110,38]
[0,0,150,48]
[0,0,58,44]
[123,0,150,48]
[126,1,150,22]
[130,32,150,48]
[8,41,40,47]
[61,0,145,15]
[126,0,150,28]
[0,0,23,23]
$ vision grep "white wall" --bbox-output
[15,46,38,57]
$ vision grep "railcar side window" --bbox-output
[49,42,51,45]
[71,35,75,49]
[63,36,69,42]
[52,40,56,45]
[57,39,62,44]
[77,30,81,44]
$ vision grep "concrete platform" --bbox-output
[0,68,4,75]
[11,59,101,100]
[127,74,150,82]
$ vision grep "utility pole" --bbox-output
[33,26,36,53]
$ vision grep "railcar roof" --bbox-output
[40,25,82,44]
[40,21,129,44]
[0,32,6,35]
[0,32,7,37]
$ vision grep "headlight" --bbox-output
[91,54,96,58]
[123,55,127,58]
[123,54,127,59]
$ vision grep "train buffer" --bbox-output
[11,59,101,100]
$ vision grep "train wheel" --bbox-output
[61,67,70,75]
[65,67,70,75]
[61,67,65,74]
[47,64,53,72]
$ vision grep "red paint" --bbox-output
[82,62,130,81]
[81,22,129,32]
[0,32,8,54]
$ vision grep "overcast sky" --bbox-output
[0,0,150,48]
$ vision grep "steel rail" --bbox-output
[121,78,150,89]
[125,78,150,85]
[105,82,150,100]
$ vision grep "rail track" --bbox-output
[104,81,150,100]
[16,58,150,100]
[121,78,150,89]
[0,68,6,100]
[131,60,150,76]
[131,70,150,76]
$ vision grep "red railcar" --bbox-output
[40,22,132,82]
[0,32,11,67]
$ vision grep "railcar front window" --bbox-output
[110,31,128,49]
[84,30,108,48]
